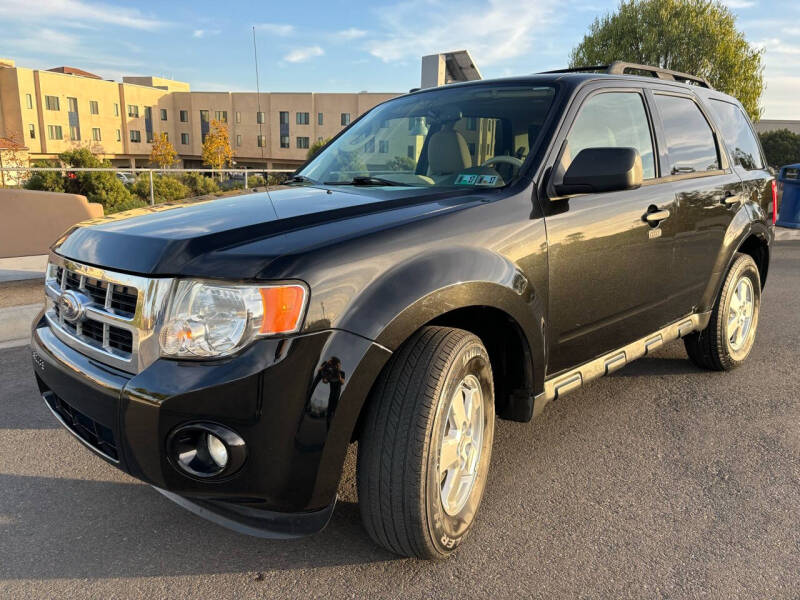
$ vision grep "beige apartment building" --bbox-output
[0,58,398,170]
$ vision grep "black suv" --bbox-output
[31,63,776,559]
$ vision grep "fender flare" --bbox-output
[335,246,547,395]
[699,206,772,312]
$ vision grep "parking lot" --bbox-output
[1,242,798,599]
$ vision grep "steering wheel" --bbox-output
[481,155,524,174]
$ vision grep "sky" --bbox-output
[1,0,797,118]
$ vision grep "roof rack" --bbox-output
[542,61,712,89]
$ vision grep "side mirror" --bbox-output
[553,147,643,197]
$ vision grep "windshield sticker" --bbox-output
[475,175,498,186]
[455,174,478,185]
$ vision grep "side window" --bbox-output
[565,92,656,179]
[654,94,720,174]
[707,99,764,170]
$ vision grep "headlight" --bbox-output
[159,280,307,358]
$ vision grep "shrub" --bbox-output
[25,160,64,192]
[132,174,190,204]
[25,149,137,213]
[247,175,266,188]
[759,129,800,168]
[181,172,220,196]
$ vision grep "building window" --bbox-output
[130,129,141,143]
[116,129,121,141]
[28,124,35,139]
[235,111,241,124]
[279,111,289,125]
[45,96,60,111]
[180,110,188,122]
[236,134,242,147]
[69,124,80,141]
[297,136,309,149]
[160,108,168,121]
[92,127,101,141]
[47,125,63,140]
[318,112,323,125]
[407,145,414,159]
[257,135,267,147]
[280,135,289,148]
[114,103,119,116]
[364,138,375,153]
[257,111,265,124]
[127,105,139,117]
[25,93,33,109]
[89,100,99,115]
[468,142,476,156]
[341,113,351,126]
[214,110,227,123]
[465,117,477,131]
[296,112,309,125]
[181,132,189,145]
[379,140,389,153]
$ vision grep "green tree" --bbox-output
[758,129,800,169]
[386,156,416,171]
[570,0,765,120]
[307,138,330,161]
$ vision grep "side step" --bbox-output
[532,313,707,418]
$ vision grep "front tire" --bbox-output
[684,253,761,371]
[357,326,495,559]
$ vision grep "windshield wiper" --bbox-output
[323,176,406,187]
[285,174,317,185]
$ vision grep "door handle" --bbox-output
[644,209,671,223]
[722,192,740,205]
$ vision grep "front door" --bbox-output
[545,89,678,375]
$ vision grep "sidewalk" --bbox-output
[0,254,48,283]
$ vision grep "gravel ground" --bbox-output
[0,279,44,309]
[1,243,798,599]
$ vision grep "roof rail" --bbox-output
[541,61,712,89]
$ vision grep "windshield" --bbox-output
[299,84,556,189]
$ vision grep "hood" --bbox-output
[53,185,483,278]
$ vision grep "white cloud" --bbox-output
[283,46,325,63]
[0,0,168,30]
[761,74,800,119]
[365,0,559,67]
[755,38,800,55]
[720,0,755,8]
[255,23,295,36]
[336,28,367,40]
[192,29,220,38]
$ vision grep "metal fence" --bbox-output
[0,167,296,205]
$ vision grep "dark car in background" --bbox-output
[31,62,775,559]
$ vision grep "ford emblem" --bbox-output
[58,290,88,323]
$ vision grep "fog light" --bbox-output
[206,433,228,468]
[167,423,246,479]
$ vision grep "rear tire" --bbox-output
[684,253,760,371]
[357,326,495,559]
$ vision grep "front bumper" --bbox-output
[31,316,391,537]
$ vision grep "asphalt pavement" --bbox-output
[1,243,798,599]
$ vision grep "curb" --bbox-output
[0,303,42,345]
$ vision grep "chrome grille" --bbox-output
[44,254,173,374]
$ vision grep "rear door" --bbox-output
[544,86,679,374]
[706,98,774,225]
[649,91,742,315]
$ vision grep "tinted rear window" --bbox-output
[654,94,720,175]
[707,99,764,170]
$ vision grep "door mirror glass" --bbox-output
[554,147,643,197]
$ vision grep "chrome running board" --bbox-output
[533,312,711,418]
